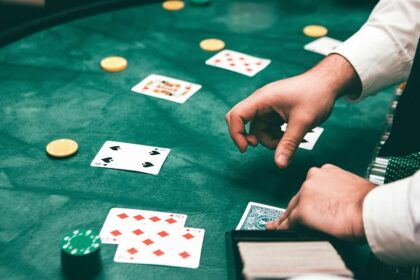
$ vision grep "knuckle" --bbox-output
[296,112,314,126]
[225,113,230,123]
[307,167,319,177]
[280,139,299,151]
[322,163,334,169]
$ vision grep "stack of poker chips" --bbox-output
[61,229,102,279]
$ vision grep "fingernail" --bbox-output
[277,154,288,167]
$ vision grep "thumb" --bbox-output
[275,120,309,168]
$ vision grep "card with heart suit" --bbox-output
[281,124,324,150]
[205,49,271,77]
[100,208,187,244]
[114,227,205,269]
[131,74,201,104]
[304,37,343,56]
[90,141,171,175]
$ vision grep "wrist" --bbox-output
[308,54,362,100]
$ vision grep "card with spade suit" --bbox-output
[280,124,324,150]
[131,74,202,104]
[90,141,171,175]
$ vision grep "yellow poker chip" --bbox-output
[303,25,328,38]
[46,139,78,158]
[162,1,185,11]
[100,56,128,73]
[199,38,225,51]
[398,82,407,91]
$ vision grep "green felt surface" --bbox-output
[0,0,392,279]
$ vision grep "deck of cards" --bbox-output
[100,208,205,269]
[91,141,171,175]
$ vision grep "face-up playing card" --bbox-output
[304,37,343,56]
[281,124,324,150]
[100,208,187,244]
[236,202,285,230]
[114,227,205,269]
[205,49,271,77]
[90,141,171,175]
[131,74,201,104]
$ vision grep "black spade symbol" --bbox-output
[142,162,154,168]
[149,150,160,156]
[110,146,121,151]
[302,139,308,143]
[102,157,113,163]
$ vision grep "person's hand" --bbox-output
[266,164,376,242]
[225,54,361,168]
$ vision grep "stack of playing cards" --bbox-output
[100,208,205,269]
[238,241,353,279]
[91,141,171,175]
[235,202,352,279]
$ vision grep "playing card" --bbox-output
[205,49,271,77]
[131,74,201,104]
[304,37,343,56]
[90,141,171,175]
[281,124,324,150]
[100,208,187,244]
[114,227,205,269]
[236,202,285,230]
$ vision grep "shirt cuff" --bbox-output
[363,175,420,266]
[332,25,411,102]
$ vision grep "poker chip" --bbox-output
[189,0,211,5]
[100,56,128,73]
[303,25,328,38]
[199,38,225,51]
[46,139,78,158]
[162,0,185,11]
[61,229,102,279]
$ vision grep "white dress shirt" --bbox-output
[333,0,420,266]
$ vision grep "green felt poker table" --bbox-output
[0,0,394,279]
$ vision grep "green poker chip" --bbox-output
[189,0,211,5]
[61,229,101,256]
[61,229,102,279]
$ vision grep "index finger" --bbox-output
[226,98,260,153]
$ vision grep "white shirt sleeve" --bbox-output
[332,0,420,101]
[363,171,420,266]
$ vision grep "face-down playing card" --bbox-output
[131,74,201,104]
[281,124,324,150]
[114,227,205,269]
[205,49,271,77]
[90,141,171,175]
[236,202,285,230]
[100,208,187,245]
